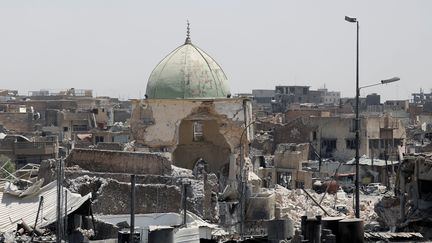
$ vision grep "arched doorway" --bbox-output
[172,118,231,174]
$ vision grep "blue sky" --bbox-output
[1,0,431,100]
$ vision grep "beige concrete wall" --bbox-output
[0,112,35,132]
[129,98,253,177]
[308,115,405,161]
[274,143,309,170]
[130,98,250,150]
[66,148,172,175]
[296,170,313,189]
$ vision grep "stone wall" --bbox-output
[62,169,219,221]
[273,120,314,153]
[0,112,35,132]
[65,148,172,175]
[92,180,182,214]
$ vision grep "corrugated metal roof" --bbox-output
[0,180,91,233]
[364,232,423,241]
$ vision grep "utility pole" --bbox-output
[56,158,64,243]
[130,174,136,243]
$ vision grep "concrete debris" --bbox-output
[271,185,381,230]
[3,178,44,198]
[374,195,400,229]
[171,165,194,178]
[77,228,95,238]
[65,174,108,199]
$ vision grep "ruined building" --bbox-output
[130,27,253,185]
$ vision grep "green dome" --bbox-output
[145,40,231,99]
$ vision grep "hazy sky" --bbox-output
[1,1,431,101]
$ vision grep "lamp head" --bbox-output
[345,16,357,23]
[381,77,400,84]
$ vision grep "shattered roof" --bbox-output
[0,181,91,233]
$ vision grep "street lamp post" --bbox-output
[345,15,400,219]
[353,77,400,217]
[345,15,361,219]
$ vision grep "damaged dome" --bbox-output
[145,24,231,99]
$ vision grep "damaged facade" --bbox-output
[130,33,253,183]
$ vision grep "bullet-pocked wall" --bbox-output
[130,98,253,175]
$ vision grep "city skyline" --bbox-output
[1,1,431,101]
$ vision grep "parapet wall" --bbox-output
[65,148,172,175]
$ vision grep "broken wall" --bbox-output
[274,143,310,170]
[92,180,181,214]
[307,116,365,161]
[0,112,36,132]
[65,148,172,175]
[63,170,219,221]
[130,98,253,175]
[130,98,251,150]
[273,120,313,153]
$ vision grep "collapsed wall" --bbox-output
[39,152,220,223]
[67,172,219,221]
[65,148,172,175]
[91,180,181,214]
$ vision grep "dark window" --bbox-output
[95,136,104,143]
[321,139,337,158]
[72,124,88,132]
[369,139,379,149]
[303,87,308,95]
[313,131,317,140]
[63,127,69,132]
[193,121,204,142]
[349,119,356,132]
[321,139,337,149]
[346,139,357,149]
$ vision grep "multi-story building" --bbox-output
[318,88,341,105]
[271,85,341,112]
[308,114,405,161]
[251,89,275,116]
[272,86,323,112]
[412,89,432,104]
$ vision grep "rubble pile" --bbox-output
[251,131,274,155]
[374,195,400,229]
[271,185,381,229]
[65,174,108,199]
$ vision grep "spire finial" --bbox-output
[185,20,191,44]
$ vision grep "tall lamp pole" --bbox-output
[345,15,360,219]
[345,16,400,218]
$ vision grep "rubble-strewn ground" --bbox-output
[271,185,383,230]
